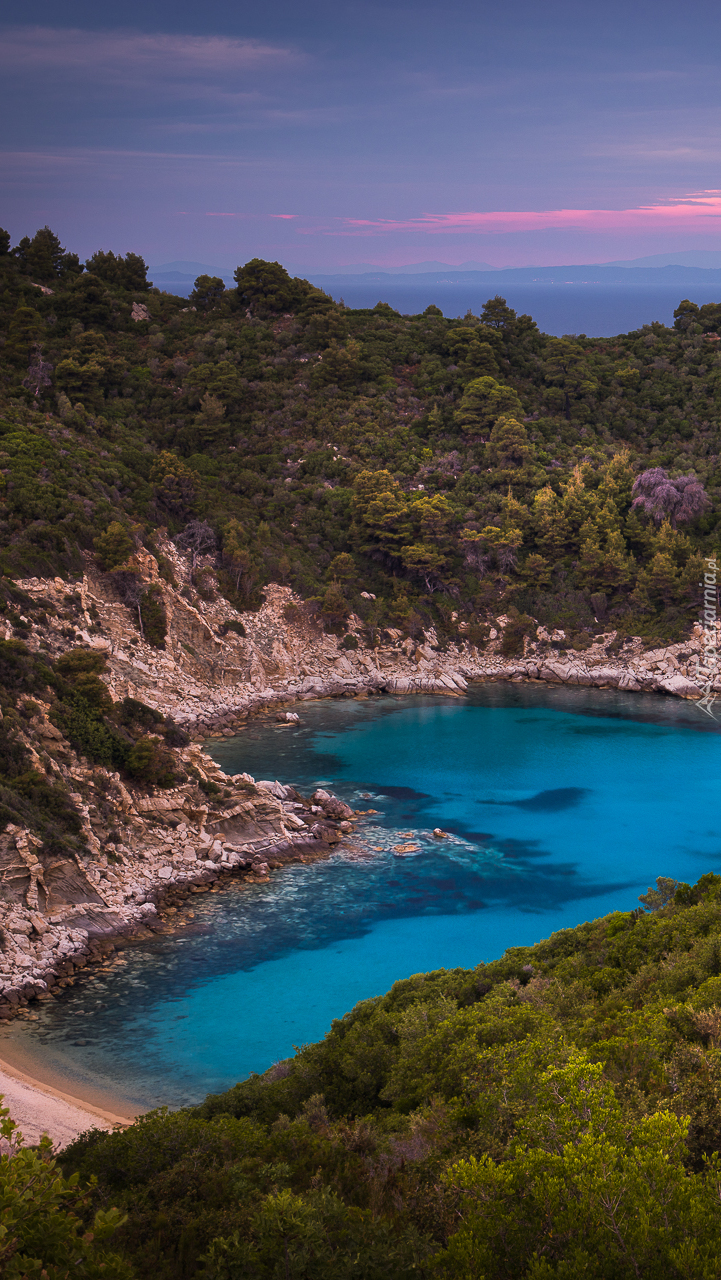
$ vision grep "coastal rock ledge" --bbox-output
[0,742,353,1018]
[0,551,716,1017]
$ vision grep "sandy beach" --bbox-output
[0,1051,138,1149]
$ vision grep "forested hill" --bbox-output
[1,225,720,645]
[59,873,721,1277]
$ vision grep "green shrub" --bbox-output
[94,521,135,572]
[126,736,182,788]
[139,586,167,648]
[0,1100,131,1279]
[500,612,536,656]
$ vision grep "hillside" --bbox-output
[2,225,721,1278]
[1,225,719,653]
[56,873,721,1278]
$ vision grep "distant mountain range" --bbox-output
[147,252,721,292]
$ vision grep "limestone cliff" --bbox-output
[0,542,717,1017]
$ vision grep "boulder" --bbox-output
[659,673,701,698]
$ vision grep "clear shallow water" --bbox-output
[5,685,721,1111]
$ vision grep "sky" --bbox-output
[4,0,721,271]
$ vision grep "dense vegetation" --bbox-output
[0,629,189,857]
[1,226,720,647]
[46,873,721,1277]
[3,227,721,1276]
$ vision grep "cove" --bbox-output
[4,683,721,1112]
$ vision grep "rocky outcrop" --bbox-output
[1,549,716,1016]
[0,732,360,1018]
[12,549,716,743]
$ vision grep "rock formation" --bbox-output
[0,540,716,1017]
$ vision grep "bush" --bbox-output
[126,736,182,788]
[0,1099,131,1278]
[220,619,246,638]
[500,612,536,656]
[139,586,167,648]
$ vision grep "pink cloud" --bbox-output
[337,192,721,236]
[205,212,237,217]
[270,214,297,219]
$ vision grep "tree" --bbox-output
[109,566,146,636]
[21,344,53,399]
[54,356,105,411]
[487,415,534,469]
[455,377,524,435]
[194,391,226,437]
[674,298,701,332]
[319,580,350,626]
[445,327,499,377]
[189,274,226,309]
[203,1186,428,1280]
[632,468,710,527]
[351,470,412,559]
[85,250,150,292]
[150,452,200,518]
[327,553,357,584]
[175,520,218,581]
[219,518,256,600]
[234,259,304,316]
[184,360,246,414]
[543,339,597,421]
[94,521,135,571]
[310,339,366,390]
[4,306,44,365]
[58,273,115,328]
[400,542,449,590]
[480,294,518,330]
[532,487,571,560]
[13,226,82,282]
[478,524,524,573]
[126,735,179,786]
[437,1054,721,1280]
[576,522,633,593]
[638,875,680,911]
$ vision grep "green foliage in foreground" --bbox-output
[0,1100,130,1277]
[58,873,721,1278]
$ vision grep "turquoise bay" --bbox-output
[8,684,721,1110]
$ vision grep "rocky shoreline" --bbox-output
[0,764,357,1020]
[0,544,717,1021]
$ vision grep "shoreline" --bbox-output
[0,675,715,1146]
[0,1041,138,1148]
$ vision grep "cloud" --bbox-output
[0,26,299,83]
[336,193,721,236]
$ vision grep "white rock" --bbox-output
[660,673,702,698]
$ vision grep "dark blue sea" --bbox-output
[5,685,721,1112]
[158,279,720,337]
[320,283,720,336]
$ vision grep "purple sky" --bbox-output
[4,0,721,271]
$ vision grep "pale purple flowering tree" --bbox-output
[631,468,710,527]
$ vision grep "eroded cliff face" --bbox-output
[0,542,717,1017]
[13,535,716,735]
[0,600,355,1016]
